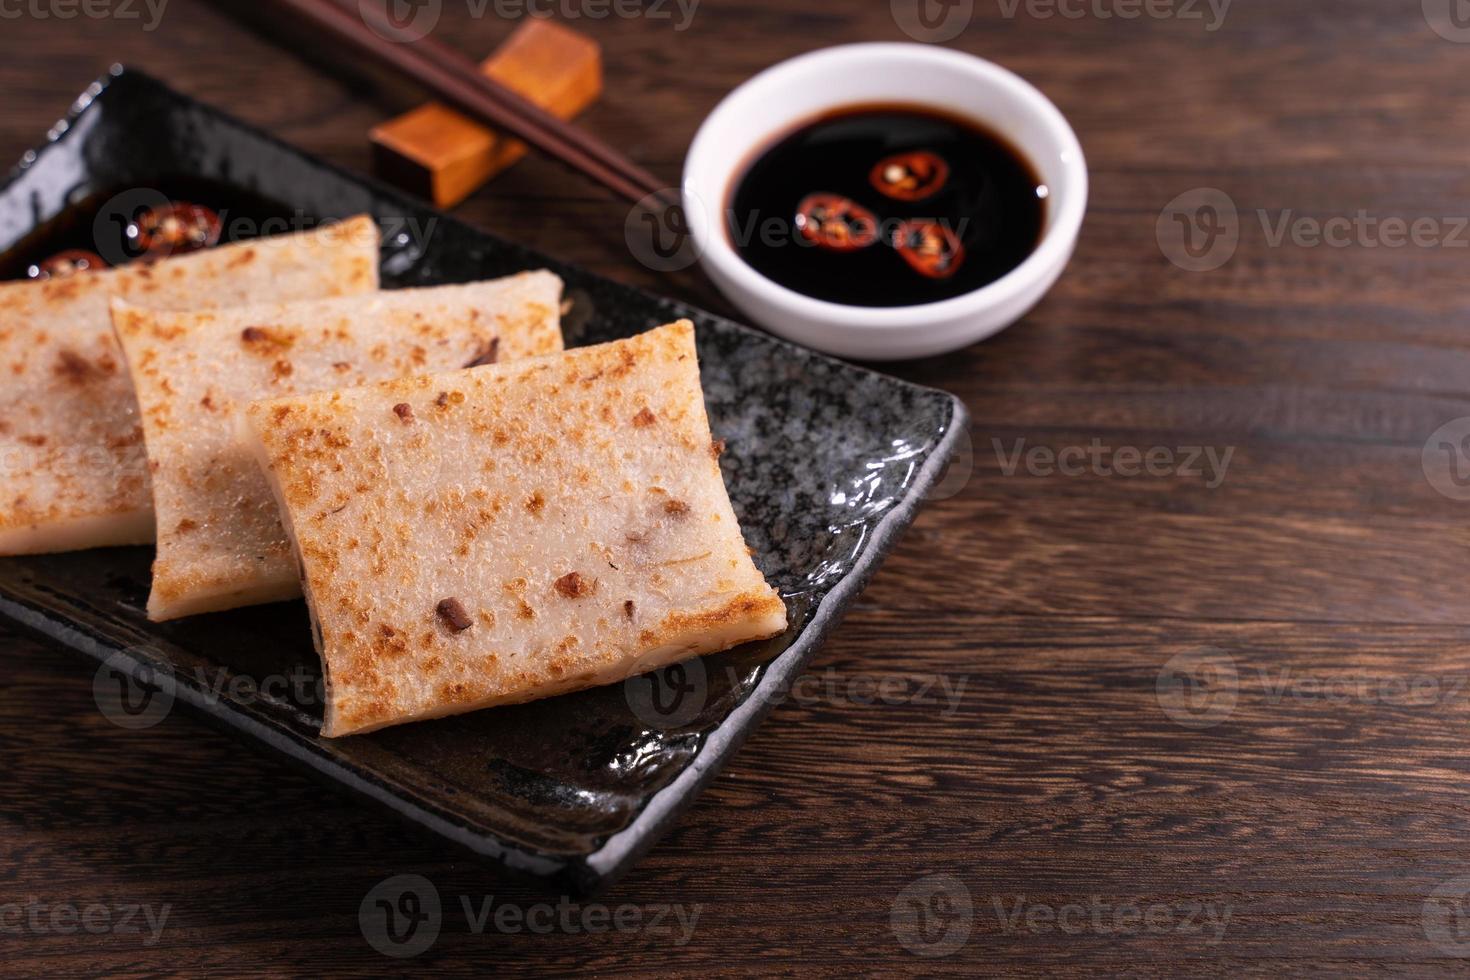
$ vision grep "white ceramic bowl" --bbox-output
[682,44,1087,361]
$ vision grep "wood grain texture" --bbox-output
[4,0,1470,974]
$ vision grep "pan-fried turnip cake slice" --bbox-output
[242,320,787,736]
[112,271,564,621]
[0,215,380,556]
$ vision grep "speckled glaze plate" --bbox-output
[0,68,966,893]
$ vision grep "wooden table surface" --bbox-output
[4,0,1470,975]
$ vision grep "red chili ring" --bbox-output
[893,220,966,280]
[131,202,223,257]
[870,151,951,202]
[27,249,107,281]
[794,193,881,253]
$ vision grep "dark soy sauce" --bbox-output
[0,177,308,281]
[727,105,1046,308]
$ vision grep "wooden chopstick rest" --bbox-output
[370,19,603,207]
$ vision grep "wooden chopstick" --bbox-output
[372,11,670,202]
[272,0,670,206]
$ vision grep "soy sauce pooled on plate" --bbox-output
[727,105,1046,308]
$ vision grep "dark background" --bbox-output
[4,0,1470,974]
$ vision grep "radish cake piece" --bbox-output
[0,215,380,555]
[112,271,564,621]
[242,320,787,736]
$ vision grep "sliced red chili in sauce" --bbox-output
[131,203,223,258]
[794,193,880,253]
[893,220,966,280]
[870,151,950,202]
[27,250,106,280]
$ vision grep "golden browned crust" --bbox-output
[110,272,564,621]
[243,321,787,736]
[0,215,381,555]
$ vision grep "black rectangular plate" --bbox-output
[0,68,967,894]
